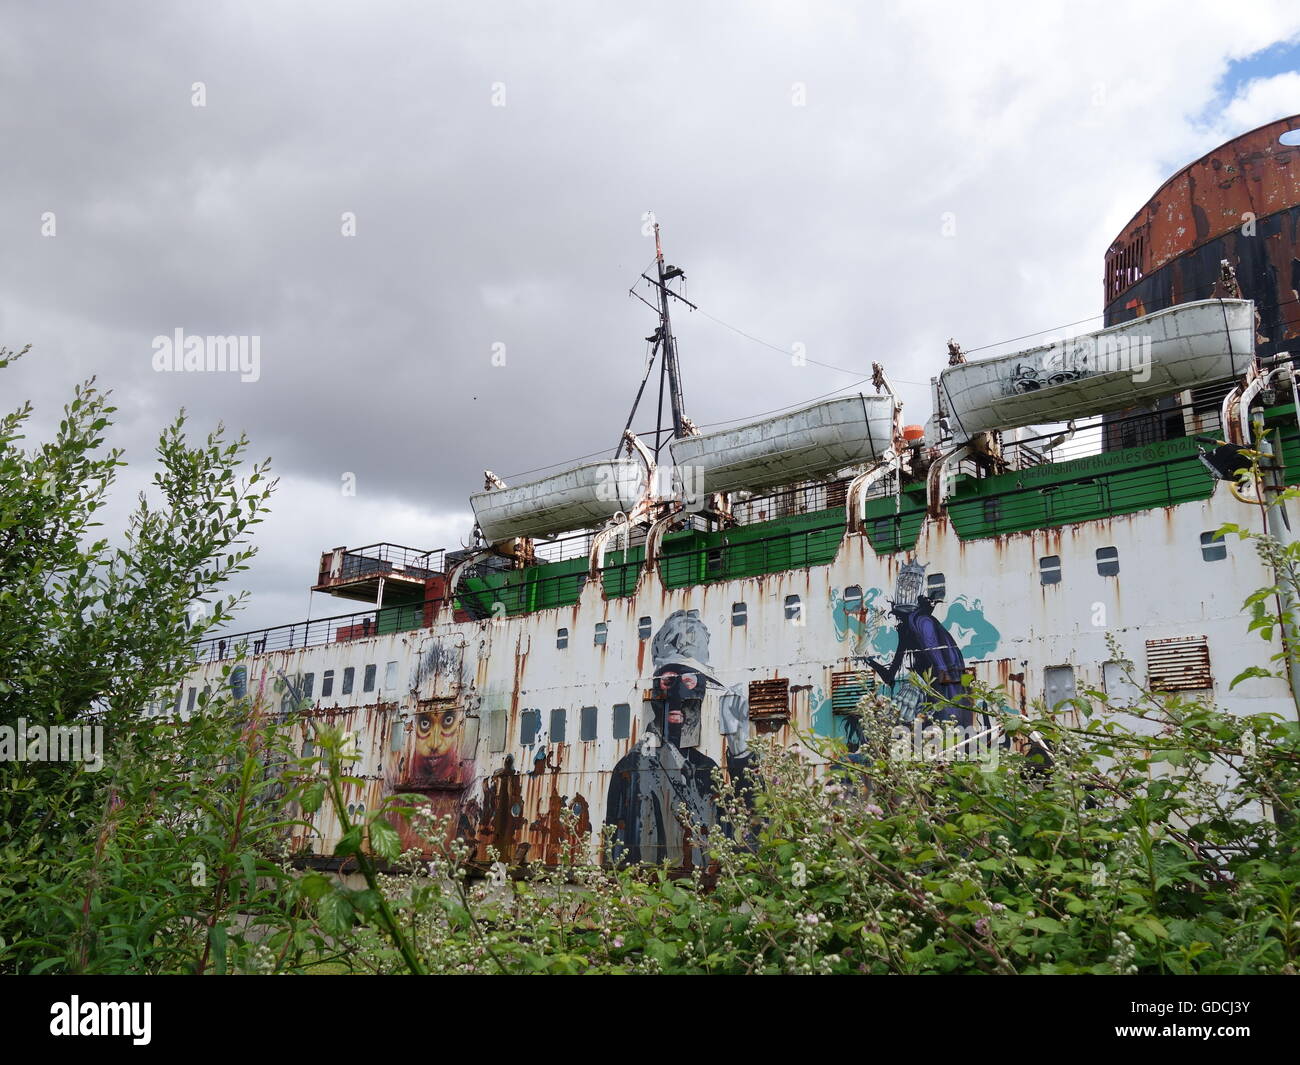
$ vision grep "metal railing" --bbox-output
[325,543,445,582]
[195,596,448,662]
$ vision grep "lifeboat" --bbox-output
[668,393,896,494]
[938,299,1254,436]
[470,459,648,543]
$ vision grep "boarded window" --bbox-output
[1044,665,1076,709]
[580,705,598,741]
[732,602,747,626]
[186,687,197,713]
[384,660,399,690]
[342,667,355,695]
[1039,555,1061,585]
[556,627,568,649]
[302,672,315,699]
[1200,531,1227,562]
[594,622,608,646]
[926,573,945,601]
[363,664,377,692]
[520,709,541,746]
[488,709,506,753]
[549,707,566,744]
[1096,546,1119,576]
[1146,636,1213,692]
[612,703,631,739]
[784,594,802,622]
[322,670,334,697]
[749,678,790,721]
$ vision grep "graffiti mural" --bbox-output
[605,609,752,868]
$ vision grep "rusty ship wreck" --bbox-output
[167,115,1300,870]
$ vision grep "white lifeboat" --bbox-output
[470,458,648,543]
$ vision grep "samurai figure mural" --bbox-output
[605,609,752,868]
[866,561,974,727]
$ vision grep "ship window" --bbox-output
[732,601,747,626]
[1039,555,1061,585]
[549,708,566,744]
[384,661,399,690]
[638,616,652,640]
[706,548,723,579]
[302,672,315,699]
[612,703,631,739]
[186,687,197,713]
[580,705,598,742]
[556,627,568,649]
[1200,531,1227,562]
[390,717,404,752]
[872,517,893,543]
[520,708,541,746]
[594,622,608,646]
[322,670,334,697]
[843,586,862,613]
[926,573,945,601]
[983,498,1002,524]
[363,664,377,693]
[342,667,355,695]
[302,737,314,759]
[1096,546,1119,576]
[784,594,803,622]
[488,709,506,753]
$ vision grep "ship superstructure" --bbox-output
[165,118,1300,869]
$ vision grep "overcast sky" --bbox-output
[4,1,1300,634]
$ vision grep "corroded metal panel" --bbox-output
[1104,115,1300,355]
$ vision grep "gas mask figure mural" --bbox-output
[605,610,752,868]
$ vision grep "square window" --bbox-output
[595,622,608,646]
[342,667,355,695]
[549,707,567,744]
[612,703,631,739]
[580,705,598,741]
[706,548,723,578]
[983,498,1002,524]
[1039,555,1061,585]
[322,670,334,697]
[784,594,802,621]
[384,661,399,690]
[872,517,893,543]
[1096,546,1119,577]
[843,585,863,613]
[1200,531,1227,562]
[638,616,652,640]
[520,708,541,746]
[926,573,945,601]
[557,628,569,650]
[390,718,404,752]
[732,602,747,626]
[363,664,377,693]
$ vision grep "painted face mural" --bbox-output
[408,703,464,784]
[605,609,752,868]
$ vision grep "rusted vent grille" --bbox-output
[748,678,790,719]
[830,670,867,715]
[1146,636,1213,692]
[827,480,848,510]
